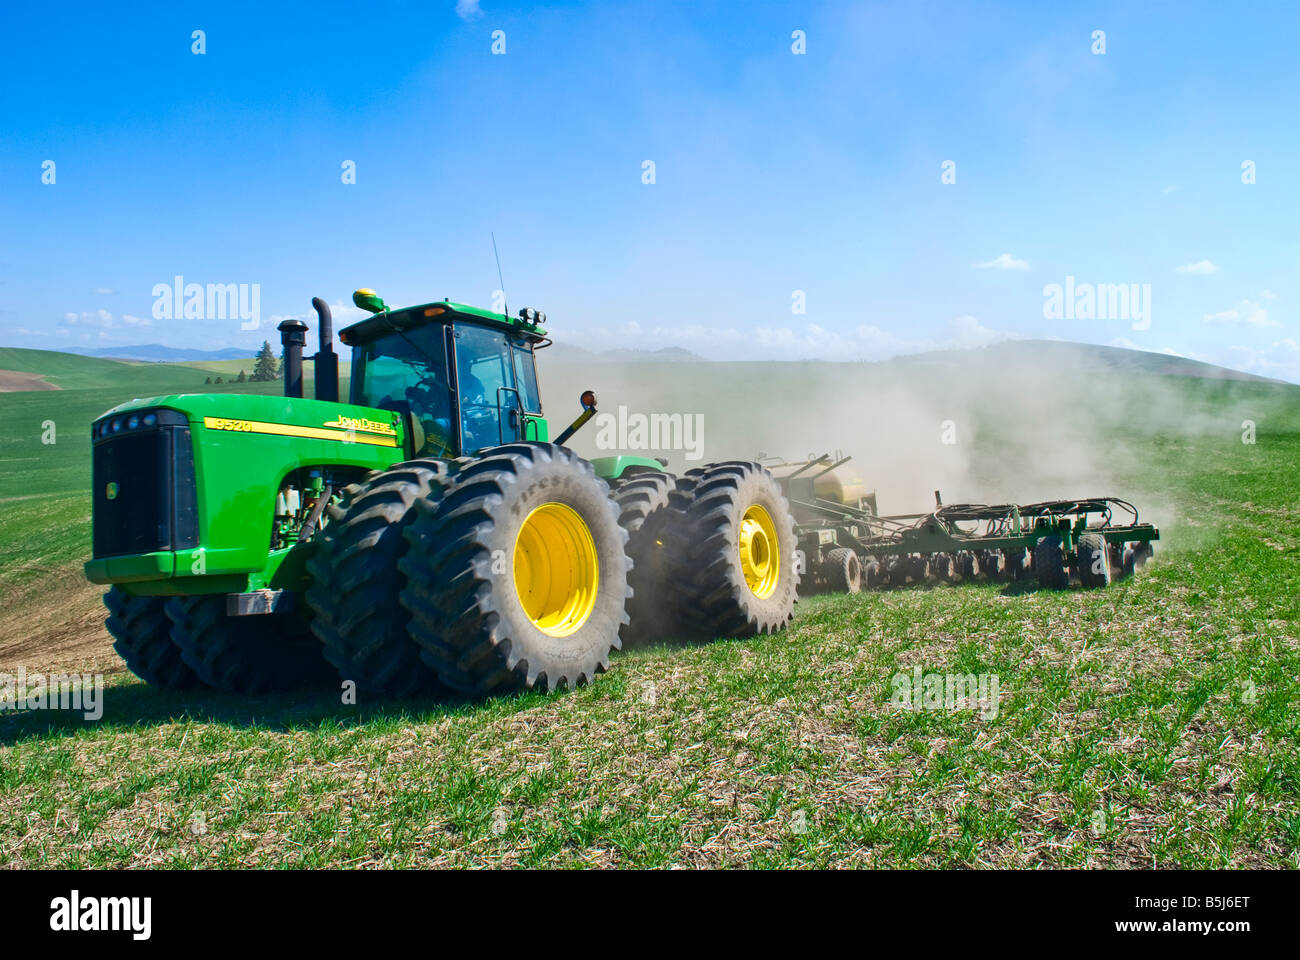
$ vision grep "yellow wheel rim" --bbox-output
[513,502,600,638]
[739,504,780,599]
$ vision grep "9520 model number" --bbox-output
[206,418,254,432]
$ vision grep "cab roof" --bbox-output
[338,301,547,346]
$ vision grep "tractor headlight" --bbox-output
[126,415,140,430]
[110,418,123,433]
[143,413,158,427]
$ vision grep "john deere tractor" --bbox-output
[86,291,800,697]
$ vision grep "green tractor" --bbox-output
[86,290,800,697]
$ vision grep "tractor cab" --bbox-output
[339,290,549,457]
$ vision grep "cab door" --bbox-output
[452,323,523,453]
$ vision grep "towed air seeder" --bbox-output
[770,454,1159,594]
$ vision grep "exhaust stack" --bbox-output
[277,318,308,399]
[311,297,339,403]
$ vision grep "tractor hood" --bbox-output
[92,392,405,450]
[86,392,408,588]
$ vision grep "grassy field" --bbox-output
[0,347,1297,867]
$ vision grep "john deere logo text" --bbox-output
[325,416,395,436]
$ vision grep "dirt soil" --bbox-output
[0,370,60,392]
[0,568,116,676]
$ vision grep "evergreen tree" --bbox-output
[204,376,212,384]
[237,370,247,383]
[214,376,224,384]
[252,341,279,382]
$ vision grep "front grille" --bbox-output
[92,414,199,559]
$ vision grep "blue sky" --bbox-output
[2,0,1297,379]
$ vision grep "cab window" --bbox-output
[511,340,542,414]
[455,324,518,453]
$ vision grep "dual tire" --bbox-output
[660,461,800,640]
[399,443,630,695]
[105,586,327,694]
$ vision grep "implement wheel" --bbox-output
[931,553,953,582]
[1076,532,1112,589]
[400,443,629,695]
[306,460,452,697]
[666,461,798,639]
[1003,548,1027,581]
[823,547,862,594]
[1033,535,1069,590]
[105,586,199,689]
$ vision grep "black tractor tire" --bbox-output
[104,586,200,689]
[611,470,682,647]
[166,594,331,694]
[1034,535,1069,590]
[822,547,862,594]
[663,461,799,639]
[306,459,453,698]
[400,443,630,695]
[1076,532,1112,589]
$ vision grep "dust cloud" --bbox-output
[542,341,1266,536]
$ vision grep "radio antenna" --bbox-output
[491,232,508,319]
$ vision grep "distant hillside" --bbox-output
[544,342,705,363]
[64,344,258,362]
[0,347,212,392]
[897,339,1284,385]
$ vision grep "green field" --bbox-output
[0,346,1297,867]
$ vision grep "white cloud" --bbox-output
[122,314,150,327]
[973,253,1029,271]
[1158,345,1214,364]
[1175,259,1217,275]
[950,314,1002,348]
[61,309,113,328]
[1161,185,1179,195]
[455,0,482,20]
[1225,338,1300,383]
[94,287,116,295]
[1204,300,1275,327]
[1260,289,1277,301]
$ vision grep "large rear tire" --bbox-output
[306,460,452,698]
[665,461,799,639]
[400,443,630,695]
[104,586,199,688]
[1034,535,1069,590]
[166,595,329,694]
[611,470,680,647]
